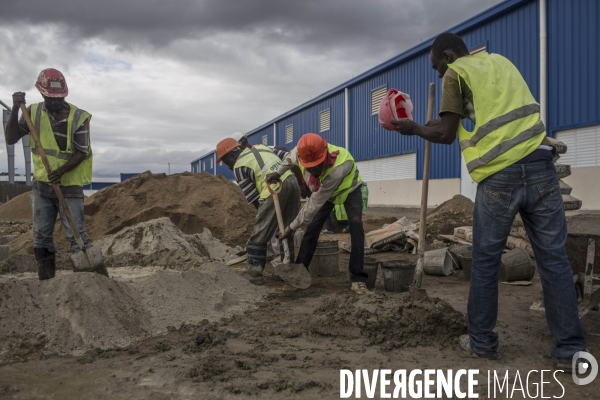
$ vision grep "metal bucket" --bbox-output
[381,259,415,292]
[423,248,453,276]
[500,248,535,282]
[309,239,339,277]
[449,245,472,270]
[457,250,473,281]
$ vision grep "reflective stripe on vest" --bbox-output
[29,102,93,186]
[299,144,362,205]
[234,145,293,201]
[448,52,546,183]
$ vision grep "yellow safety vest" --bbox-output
[234,145,293,201]
[299,144,362,205]
[335,205,348,221]
[29,102,93,186]
[448,52,546,182]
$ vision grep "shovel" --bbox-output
[20,104,107,276]
[267,180,311,289]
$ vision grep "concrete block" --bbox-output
[0,245,11,262]
[0,235,18,245]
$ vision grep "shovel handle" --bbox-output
[411,82,435,291]
[19,104,88,254]
[267,178,282,195]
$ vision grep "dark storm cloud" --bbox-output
[1,0,501,55]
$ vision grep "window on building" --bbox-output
[371,86,387,115]
[262,135,268,145]
[556,124,600,167]
[210,158,214,169]
[355,153,416,181]
[219,161,223,166]
[319,109,330,132]
[470,44,486,55]
[286,125,293,143]
[203,161,206,172]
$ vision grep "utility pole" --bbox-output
[168,162,170,175]
[1,100,15,184]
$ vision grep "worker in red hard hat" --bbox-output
[5,68,94,280]
[266,133,369,294]
[215,137,301,285]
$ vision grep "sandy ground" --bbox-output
[1,244,599,400]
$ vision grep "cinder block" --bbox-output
[0,245,11,262]
[0,235,18,245]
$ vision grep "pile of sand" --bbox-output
[0,263,268,357]
[9,171,256,255]
[424,195,474,240]
[0,192,32,220]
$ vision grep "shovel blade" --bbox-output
[272,260,311,289]
[71,246,108,277]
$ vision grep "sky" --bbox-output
[0,0,502,179]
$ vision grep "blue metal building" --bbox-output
[192,0,600,208]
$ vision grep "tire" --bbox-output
[554,164,571,179]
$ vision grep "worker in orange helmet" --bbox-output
[266,133,369,294]
[215,137,301,285]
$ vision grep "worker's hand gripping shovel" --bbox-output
[268,180,311,289]
[19,104,107,276]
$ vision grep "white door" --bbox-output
[460,154,477,201]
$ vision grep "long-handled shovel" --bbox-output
[410,82,435,291]
[268,180,311,289]
[20,104,106,276]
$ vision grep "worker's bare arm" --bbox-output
[391,112,461,145]
[5,92,27,145]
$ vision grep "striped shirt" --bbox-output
[234,148,288,204]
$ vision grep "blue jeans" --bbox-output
[469,161,586,359]
[31,188,91,254]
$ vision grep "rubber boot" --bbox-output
[246,242,267,285]
[34,247,52,281]
[45,251,56,279]
[273,236,295,281]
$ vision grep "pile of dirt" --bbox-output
[0,192,32,220]
[98,217,210,269]
[9,171,256,255]
[424,194,474,240]
[0,273,153,356]
[362,215,398,233]
[0,263,269,357]
[296,293,467,349]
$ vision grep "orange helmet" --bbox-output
[35,68,68,98]
[216,138,241,162]
[297,133,328,168]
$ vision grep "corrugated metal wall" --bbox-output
[547,0,600,135]
[200,152,215,175]
[349,0,540,180]
[247,125,273,147]
[275,92,345,150]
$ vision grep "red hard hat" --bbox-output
[297,133,328,168]
[35,68,69,98]
[216,138,241,162]
[378,88,414,131]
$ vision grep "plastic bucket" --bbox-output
[500,248,535,282]
[309,239,339,277]
[457,250,473,281]
[363,257,379,290]
[423,248,453,276]
[381,259,415,292]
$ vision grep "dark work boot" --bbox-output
[246,242,267,285]
[34,247,51,281]
[45,251,56,279]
